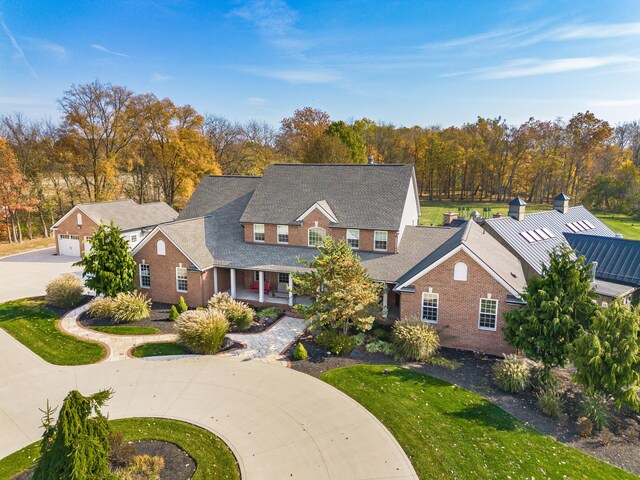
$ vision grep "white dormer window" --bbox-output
[254,224,265,242]
[157,240,166,256]
[130,233,138,243]
[347,229,360,249]
[76,212,83,226]
[308,227,326,247]
[374,231,388,251]
[453,262,468,281]
[277,225,289,244]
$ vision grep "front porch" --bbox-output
[233,287,313,307]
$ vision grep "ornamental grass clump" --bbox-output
[392,318,439,362]
[208,292,254,331]
[112,292,151,323]
[580,393,610,430]
[45,273,84,308]
[175,307,229,354]
[88,296,116,318]
[492,355,531,393]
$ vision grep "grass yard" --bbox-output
[320,365,636,480]
[596,214,640,240]
[130,341,188,357]
[0,237,55,258]
[0,298,105,365]
[0,417,240,480]
[91,325,160,335]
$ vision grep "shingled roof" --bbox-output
[178,175,261,220]
[483,206,615,275]
[565,233,640,286]
[239,164,417,231]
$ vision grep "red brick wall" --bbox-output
[399,250,517,356]
[133,231,206,307]
[242,208,398,253]
[54,207,100,255]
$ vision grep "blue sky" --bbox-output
[1,0,640,127]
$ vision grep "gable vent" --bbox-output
[520,227,556,243]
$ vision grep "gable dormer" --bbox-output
[295,200,338,225]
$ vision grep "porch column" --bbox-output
[382,285,388,319]
[230,268,236,299]
[288,274,294,307]
[213,267,218,294]
[258,271,265,303]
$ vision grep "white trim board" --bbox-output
[296,201,338,224]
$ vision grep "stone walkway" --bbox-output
[59,301,308,364]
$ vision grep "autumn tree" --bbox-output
[303,133,352,163]
[326,120,367,163]
[292,238,382,334]
[278,107,331,161]
[0,139,34,242]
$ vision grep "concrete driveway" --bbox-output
[0,248,81,303]
[0,329,417,479]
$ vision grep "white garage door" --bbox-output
[58,234,80,257]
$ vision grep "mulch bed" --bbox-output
[244,311,285,333]
[45,295,93,318]
[79,302,176,334]
[13,440,195,480]
[287,335,640,476]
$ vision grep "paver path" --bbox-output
[60,301,308,363]
[0,328,418,480]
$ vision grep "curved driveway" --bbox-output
[0,329,417,479]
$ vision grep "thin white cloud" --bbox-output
[551,22,640,40]
[91,44,129,57]
[246,96,268,106]
[151,73,172,82]
[259,69,340,84]
[0,17,37,77]
[476,55,638,79]
[23,37,66,59]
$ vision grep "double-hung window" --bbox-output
[278,272,290,284]
[254,224,265,242]
[277,225,289,244]
[478,298,498,330]
[347,229,360,249]
[176,266,188,293]
[308,227,326,247]
[422,292,439,323]
[374,231,388,251]
[139,264,151,288]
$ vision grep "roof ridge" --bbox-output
[159,216,205,228]
[79,199,135,207]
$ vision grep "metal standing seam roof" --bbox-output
[564,233,640,286]
[239,163,416,230]
[483,206,616,275]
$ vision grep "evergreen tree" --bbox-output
[177,296,188,313]
[504,245,597,370]
[74,223,136,297]
[292,238,382,334]
[169,305,180,321]
[572,301,640,411]
[33,389,113,480]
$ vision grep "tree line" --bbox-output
[2,80,640,243]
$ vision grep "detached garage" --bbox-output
[58,234,80,257]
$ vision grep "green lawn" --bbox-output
[420,200,640,240]
[320,365,637,480]
[0,418,240,480]
[91,325,160,335]
[0,298,106,365]
[130,341,189,357]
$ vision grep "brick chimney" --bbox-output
[508,196,526,221]
[553,193,570,214]
[443,212,458,226]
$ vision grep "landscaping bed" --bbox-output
[245,306,286,333]
[290,337,640,476]
[130,338,244,358]
[321,365,637,480]
[79,301,176,335]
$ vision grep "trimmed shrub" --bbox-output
[293,343,308,360]
[365,340,394,355]
[580,393,610,430]
[177,296,188,314]
[175,307,229,354]
[208,292,255,332]
[112,292,151,324]
[392,318,439,362]
[492,355,530,393]
[88,297,116,318]
[536,387,562,417]
[316,330,356,355]
[577,417,593,438]
[45,274,84,308]
[257,307,284,320]
[114,454,164,480]
[169,305,179,321]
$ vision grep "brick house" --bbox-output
[51,200,177,257]
[131,164,527,355]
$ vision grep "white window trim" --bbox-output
[254,223,265,242]
[421,292,439,324]
[453,262,468,281]
[374,230,388,251]
[478,298,498,331]
[347,229,360,249]
[139,263,151,289]
[176,266,188,293]
[157,240,166,256]
[308,226,326,247]
[277,225,289,244]
[76,212,83,226]
[278,272,290,284]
